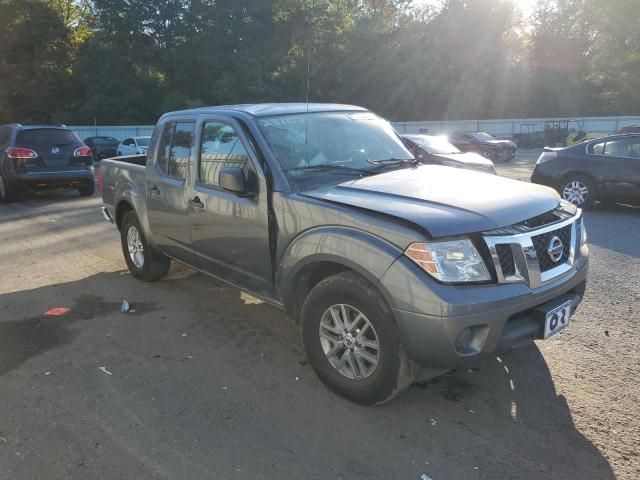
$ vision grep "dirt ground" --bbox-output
[0,156,638,479]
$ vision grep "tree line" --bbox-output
[0,0,638,125]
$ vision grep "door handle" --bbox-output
[189,196,205,208]
[149,185,160,195]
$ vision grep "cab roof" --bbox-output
[162,103,368,119]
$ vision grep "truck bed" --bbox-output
[100,154,148,211]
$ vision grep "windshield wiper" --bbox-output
[285,164,372,175]
[367,157,420,169]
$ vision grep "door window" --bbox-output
[603,137,640,158]
[123,138,134,146]
[590,141,605,155]
[156,122,195,180]
[168,123,194,179]
[199,122,251,187]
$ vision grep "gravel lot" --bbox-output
[0,156,638,480]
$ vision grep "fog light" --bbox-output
[455,328,473,353]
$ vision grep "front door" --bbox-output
[188,117,273,297]
[145,120,197,265]
[598,136,640,202]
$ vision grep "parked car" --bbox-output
[84,136,119,162]
[100,103,588,405]
[617,125,640,134]
[449,132,517,162]
[0,124,94,202]
[531,133,640,209]
[402,134,496,174]
[117,136,151,156]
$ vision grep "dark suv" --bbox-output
[0,124,95,201]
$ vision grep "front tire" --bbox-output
[120,211,170,281]
[559,174,596,209]
[301,271,414,405]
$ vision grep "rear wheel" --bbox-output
[301,271,414,405]
[78,181,95,196]
[120,211,170,281]
[0,173,18,202]
[560,174,596,209]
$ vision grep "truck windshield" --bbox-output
[257,112,415,185]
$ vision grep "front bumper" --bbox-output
[379,246,588,368]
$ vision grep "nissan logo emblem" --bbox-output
[547,235,564,263]
[51,146,60,154]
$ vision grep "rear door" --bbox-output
[145,120,197,265]
[188,116,273,297]
[596,137,640,202]
[15,129,83,168]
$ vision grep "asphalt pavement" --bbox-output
[0,160,638,480]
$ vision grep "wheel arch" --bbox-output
[278,226,403,322]
[115,200,134,230]
[558,170,599,191]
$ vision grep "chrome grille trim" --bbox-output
[483,210,581,289]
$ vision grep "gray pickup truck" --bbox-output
[101,103,589,404]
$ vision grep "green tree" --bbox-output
[0,0,74,123]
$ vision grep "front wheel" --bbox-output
[560,174,596,209]
[301,271,414,405]
[120,211,170,281]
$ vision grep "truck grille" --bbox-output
[495,244,516,277]
[483,209,581,288]
[531,225,571,272]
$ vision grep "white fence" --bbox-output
[391,116,640,138]
[70,115,640,142]
[71,125,155,140]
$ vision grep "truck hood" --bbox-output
[483,139,516,149]
[434,151,494,167]
[301,165,560,238]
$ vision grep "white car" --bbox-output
[117,136,151,156]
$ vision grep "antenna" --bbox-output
[306,42,311,104]
[304,33,311,166]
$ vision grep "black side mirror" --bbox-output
[219,166,249,195]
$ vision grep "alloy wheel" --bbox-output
[562,180,589,206]
[126,225,145,269]
[319,304,380,380]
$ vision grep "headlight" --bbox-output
[580,217,587,246]
[405,239,491,283]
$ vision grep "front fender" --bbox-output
[278,226,404,311]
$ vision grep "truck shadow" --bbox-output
[584,203,640,258]
[0,269,615,480]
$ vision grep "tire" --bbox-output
[0,172,18,202]
[301,271,414,405]
[78,181,95,196]
[559,174,596,209]
[120,211,170,281]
